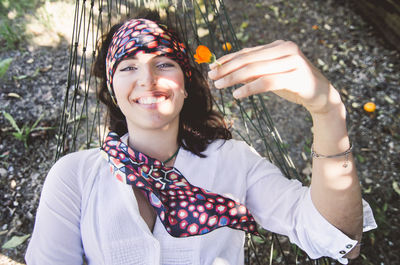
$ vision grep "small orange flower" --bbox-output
[312,25,319,30]
[363,102,376,112]
[222,42,232,52]
[194,45,215,64]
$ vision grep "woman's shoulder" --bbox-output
[53,148,103,171]
[46,148,106,190]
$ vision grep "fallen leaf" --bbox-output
[2,234,30,249]
[363,186,372,194]
[39,65,52,73]
[197,27,209,38]
[6,93,21,100]
[365,178,373,184]
[356,154,365,163]
[1,151,10,157]
[251,235,265,244]
[317,58,325,66]
[240,21,249,29]
[10,179,16,189]
[269,5,279,17]
[384,95,394,104]
[13,75,28,80]
[302,165,312,175]
[393,181,400,196]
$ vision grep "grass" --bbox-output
[2,111,55,148]
[0,57,12,78]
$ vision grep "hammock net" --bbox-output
[56,0,332,264]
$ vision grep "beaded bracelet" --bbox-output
[311,144,353,168]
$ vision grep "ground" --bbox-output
[0,0,399,264]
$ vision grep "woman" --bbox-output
[25,11,376,265]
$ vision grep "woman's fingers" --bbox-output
[208,41,300,84]
[209,40,285,70]
[212,55,302,89]
[209,44,265,69]
[231,71,298,99]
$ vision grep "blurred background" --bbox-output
[0,0,399,264]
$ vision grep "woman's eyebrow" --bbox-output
[123,56,139,61]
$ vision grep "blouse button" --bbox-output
[339,250,346,255]
[346,244,353,249]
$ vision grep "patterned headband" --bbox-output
[106,19,192,103]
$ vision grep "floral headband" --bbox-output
[105,19,192,103]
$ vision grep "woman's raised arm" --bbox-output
[207,40,363,258]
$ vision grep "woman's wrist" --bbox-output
[311,101,346,122]
[311,102,350,155]
[305,83,345,117]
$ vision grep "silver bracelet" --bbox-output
[311,143,353,168]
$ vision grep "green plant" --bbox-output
[0,57,13,78]
[0,151,9,168]
[0,22,24,50]
[2,111,55,148]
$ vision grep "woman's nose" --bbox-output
[137,67,156,88]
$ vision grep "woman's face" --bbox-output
[112,53,186,131]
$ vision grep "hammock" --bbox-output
[56,0,331,264]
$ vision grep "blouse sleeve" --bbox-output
[244,149,377,264]
[25,154,84,265]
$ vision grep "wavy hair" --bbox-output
[92,10,231,157]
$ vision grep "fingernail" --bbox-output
[209,63,217,69]
[233,89,241,98]
[208,70,216,79]
[214,79,223,88]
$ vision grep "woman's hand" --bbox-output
[208,40,343,115]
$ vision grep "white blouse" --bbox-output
[25,136,376,265]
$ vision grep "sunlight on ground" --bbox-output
[25,1,75,48]
[0,254,24,265]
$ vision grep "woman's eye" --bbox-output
[157,63,174,69]
[120,66,137,71]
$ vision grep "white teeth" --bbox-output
[137,96,166,105]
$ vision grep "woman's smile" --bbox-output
[131,90,172,109]
[136,96,166,105]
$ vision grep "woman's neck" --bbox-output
[126,124,180,163]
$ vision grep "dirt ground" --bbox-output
[0,0,399,264]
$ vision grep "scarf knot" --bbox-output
[101,131,259,237]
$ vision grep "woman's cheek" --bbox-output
[113,76,132,97]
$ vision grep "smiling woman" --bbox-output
[25,8,376,265]
[112,54,186,132]
[93,12,231,158]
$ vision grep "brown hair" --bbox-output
[92,10,231,157]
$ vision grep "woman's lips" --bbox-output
[136,96,167,104]
[132,92,171,109]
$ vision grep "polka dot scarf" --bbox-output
[106,19,192,103]
[101,132,259,237]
